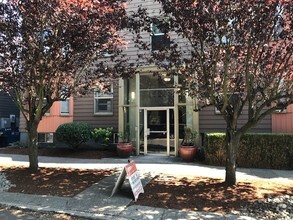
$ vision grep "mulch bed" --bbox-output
[1,166,116,197]
[133,175,293,213]
[0,147,117,159]
[1,147,292,213]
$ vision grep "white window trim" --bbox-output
[94,85,114,115]
[38,133,54,143]
[274,94,288,114]
[150,18,170,52]
[42,98,50,115]
[274,102,287,114]
[274,108,287,114]
[60,98,70,116]
[215,106,221,115]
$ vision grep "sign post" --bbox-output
[110,161,144,201]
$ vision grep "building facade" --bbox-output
[0,92,19,129]
[116,0,276,156]
[0,92,20,145]
[19,97,74,145]
[18,0,292,151]
[272,105,293,133]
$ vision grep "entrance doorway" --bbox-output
[140,108,175,155]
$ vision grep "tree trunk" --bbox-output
[27,121,39,172]
[225,129,241,185]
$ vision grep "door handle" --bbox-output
[146,128,150,135]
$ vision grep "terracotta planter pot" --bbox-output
[179,145,197,162]
[117,142,133,158]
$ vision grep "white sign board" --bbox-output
[110,161,144,201]
[125,161,144,201]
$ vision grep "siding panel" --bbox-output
[121,0,191,66]
[37,97,74,133]
[0,92,19,118]
[73,82,119,131]
[272,104,293,133]
[199,106,272,133]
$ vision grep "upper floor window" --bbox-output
[42,99,50,115]
[60,98,70,115]
[94,85,113,115]
[274,97,287,113]
[273,5,284,40]
[214,106,221,115]
[151,18,170,51]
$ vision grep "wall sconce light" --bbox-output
[163,76,171,82]
[131,92,135,100]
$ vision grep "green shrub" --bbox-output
[238,133,293,169]
[203,133,226,166]
[55,122,92,149]
[92,127,113,148]
[204,133,293,169]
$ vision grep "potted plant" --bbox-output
[179,127,197,162]
[92,127,113,150]
[117,124,133,157]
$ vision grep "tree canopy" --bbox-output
[0,0,133,171]
[132,0,292,184]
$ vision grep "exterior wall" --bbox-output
[18,0,293,146]
[19,98,74,145]
[272,104,293,133]
[0,92,19,118]
[0,92,20,128]
[199,106,272,133]
[37,97,74,133]
[125,0,161,64]
[73,83,119,132]
[124,0,191,66]
[19,113,26,133]
[123,0,276,152]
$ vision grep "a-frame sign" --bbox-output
[110,161,144,201]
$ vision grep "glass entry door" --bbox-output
[142,108,174,155]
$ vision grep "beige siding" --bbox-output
[199,106,272,133]
[19,113,26,132]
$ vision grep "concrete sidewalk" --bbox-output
[0,153,292,219]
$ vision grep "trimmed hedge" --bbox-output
[204,133,293,170]
[56,122,92,149]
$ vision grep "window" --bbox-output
[139,74,174,107]
[215,18,237,46]
[38,133,54,143]
[94,85,113,115]
[101,50,114,58]
[273,5,284,40]
[98,33,115,57]
[42,99,50,115]
[151,18,170,51]
[275,97,287,113]
[214,106,221,114]
[60,98,70,115]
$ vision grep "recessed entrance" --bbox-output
[140,108,175,155]
[120,71,199,157]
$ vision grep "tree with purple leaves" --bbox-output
[0,0,134,172]
[132,0,292,185]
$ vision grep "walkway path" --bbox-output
[0,153,292,219]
